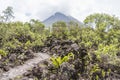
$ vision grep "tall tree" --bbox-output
[30,19,45,33]
[52,21,68,37]
[2,6,14,22]
[84,13,120,31]
[0,15,4,22]
[52,21,67,32]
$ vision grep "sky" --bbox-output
[0,0,120,22]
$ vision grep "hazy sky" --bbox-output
[0,0,120,22]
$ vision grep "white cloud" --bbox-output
[0,0,120,22]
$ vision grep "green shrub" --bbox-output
[50,52,74,68]
[0,49,7,56]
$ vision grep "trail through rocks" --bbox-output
[0,53,50,80]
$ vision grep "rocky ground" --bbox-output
[0,53,50,80]
[0,36,120,80]
[18,36,120,80]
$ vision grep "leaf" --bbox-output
[62,56,69,62]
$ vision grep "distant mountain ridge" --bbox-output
[43,12,82,27]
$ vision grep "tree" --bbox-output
[52,21,67,28]
[52,21,67,32]
[84,13,120,32]
[0,15,4,22]
[52,21,68,37]
[68,21,79,30]
[2,6,14,22]
[29,19,45,33]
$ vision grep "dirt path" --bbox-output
[0,53,50,80]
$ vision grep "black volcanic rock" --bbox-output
[43,12,82,27]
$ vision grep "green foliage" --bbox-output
[24,41,32,50]
[52,21,68,38]
[0,9,120,79]
[84,13,120,31]
[95,43,119,63]
[95,44,118,55]
[50,52,74,68]
[90,64,107,80]
[30,19,45,33]
[0,14,47,55]
[0,49,7,56]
